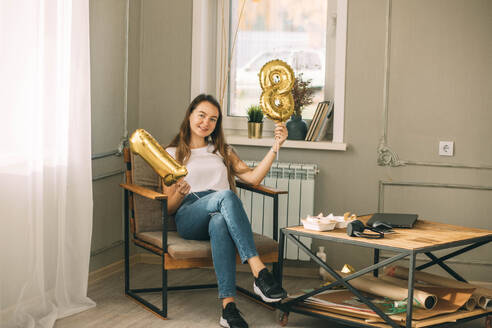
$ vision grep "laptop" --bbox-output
[367,213,419,228]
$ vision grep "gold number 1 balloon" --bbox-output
[129,129,187,186]
[259,59,295,122]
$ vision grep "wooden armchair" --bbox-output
[120,148,287,318]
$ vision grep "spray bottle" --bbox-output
[316,246,329,281]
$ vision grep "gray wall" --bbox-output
[89,0,492,281]
[89,0,128,271]
[138,0,193,143]
[89,0,193,271]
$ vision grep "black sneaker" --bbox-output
[253,268,287,303]
[220,302,248,328]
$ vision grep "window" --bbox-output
[228,0,328,120]
[191,0,346,144]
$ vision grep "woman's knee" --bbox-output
[208,213,228,235]
[216,189,240,203]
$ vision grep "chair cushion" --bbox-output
[135,231,278,260]
[130,152,177,232]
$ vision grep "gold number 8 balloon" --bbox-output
[259,59,295,123]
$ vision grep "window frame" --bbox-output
[191,0,347,144]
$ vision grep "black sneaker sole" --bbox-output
[253,282,283,303]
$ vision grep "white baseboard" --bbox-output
[88,254,140,284]
[139,253,161,265]
[88,253,169,284]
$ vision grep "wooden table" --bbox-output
[276,215,492,328]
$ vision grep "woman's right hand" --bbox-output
[272,122,288,152]
[175,179,190,197]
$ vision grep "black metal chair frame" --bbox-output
[122,179,285,319]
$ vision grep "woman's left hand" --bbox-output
[272,122,288,152]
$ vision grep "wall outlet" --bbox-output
[439,141,454,156]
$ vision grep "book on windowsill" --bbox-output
[312,101,334,141]
[309,101,333,141]
[305,101,329,141]
[304,102,323,141]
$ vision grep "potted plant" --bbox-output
[247,105,264,139]
[287,73,315,140]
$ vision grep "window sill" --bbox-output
[227,135,347,151]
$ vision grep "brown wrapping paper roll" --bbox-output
[340,273,438,310]
[380,274,477,311]
[300,276,474,322]
[465,297,477,311]
[386,265,490,309]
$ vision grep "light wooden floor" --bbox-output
[54,263,486,328]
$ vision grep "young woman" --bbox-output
[164,94,288,328]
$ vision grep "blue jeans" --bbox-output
[175,190,259,298]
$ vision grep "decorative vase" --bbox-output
[286,114,308,140]
[248,122,263,139]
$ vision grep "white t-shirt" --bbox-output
[166,144,230,192]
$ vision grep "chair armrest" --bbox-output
[236,180,288,196]
[120,183,168,200]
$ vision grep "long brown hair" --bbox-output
[167,94,238,192]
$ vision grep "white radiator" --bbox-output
[239,161,318,261]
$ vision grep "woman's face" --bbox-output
[189,101,219,139]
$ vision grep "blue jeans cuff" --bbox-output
[240,250,259,264]
[219,289,237,299]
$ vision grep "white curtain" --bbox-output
[0,0,95,327]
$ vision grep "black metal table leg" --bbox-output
[272,195,280,281]
[405,253,416,328]
[277,229,285,288]
[276,229,288,320]
[373,248,380,277]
